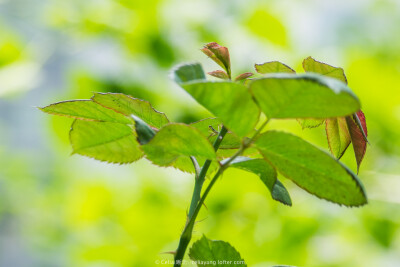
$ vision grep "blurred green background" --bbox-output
[1,0,400,266]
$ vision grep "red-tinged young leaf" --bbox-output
[207,70,229,80]
[346,111,368,173]
[302,56,347,84]
[201,42,231,77]
[326,117,351,159]
[235,72,254,81]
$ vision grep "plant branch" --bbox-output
[174,119,270,266]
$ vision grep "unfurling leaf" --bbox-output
[179,79,260,137]
[254,131,367,206]
[250,73,360,119]
[92,93,169,129]
[255,61,295,74]
[235,72,254,81]
[142,124,216,166]
[201,42,231,78]
[208,70,229,80]
[70,120,142,164]
[189,235,246,267]
[40,100,131,124]
[326,117,351,159]
[227,157,292,206]
[346,111,368,173]
[302,56,347,83]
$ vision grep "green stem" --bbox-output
[173,119,270,266]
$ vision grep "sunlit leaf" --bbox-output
[189,235,246,267]
[70,120,142,164]
[250,73,360,119]
[201,42,231,77]
[254,131,367,206]
[92,93,169,129]
[255,61,295,74]
[297,118,325,129]
[303,56,347,83]
[40,100,131,124]
[142,124,216,166]
[346,111,368,173]
[227,157,292,206]
[208,70,229,80]
[326,117,351,159]
[180,81,260,137]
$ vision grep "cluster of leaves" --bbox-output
[41,42,368,266]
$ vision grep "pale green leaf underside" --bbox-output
[255,61,295,74]
[40,100,131,124]
[173,62,206,84]
[250,73,360,119]
[189,235,246,267]
[303,56,347,83]
[228,157,292,206]
[142,123,216,166]
[70,120,143,164]
[254,131,367,206]
[92,93,169,129]
[182,81,259,137]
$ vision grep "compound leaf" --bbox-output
[189,235,246,267]
[254,131,367,206]
[142,124,216,166]
[92,93,169,129]
[250,73,360,119]
[227,157,292,206]
[40,100,131,124]
[70,120,142,164]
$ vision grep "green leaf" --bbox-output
[70,120,143,164]
[131,116,156,145]
[142,123,216,166]
[255,61,295,74]
[297,118,325,129]
[91,93,169,129]
[303,56,347,83]
[189,235,246,267]
[201,42,231,78]
[227,157,292,206]
[173,62,206,84]
[346,111,368,173]
[254,131,367,206]
[326,117,351,159]
[250,73,360,119]
[180,81,260,137]
[40,100,131,124]
[208,70,229,80]
[190,118,241,149]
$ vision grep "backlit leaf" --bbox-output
[302,56,347,83]
[92,93,169,129]
[254,131,367,206]
[346,111,368,173]
[70,120,142,164]
[180,81,260,137]
[189,235,246,267]
[227,157,292,206]
[250,73,360,119]
[142,124,216,166]
[40,100,131,124]
[326,117,351,159]
[297,118,325,129]
[255,61,295,74]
